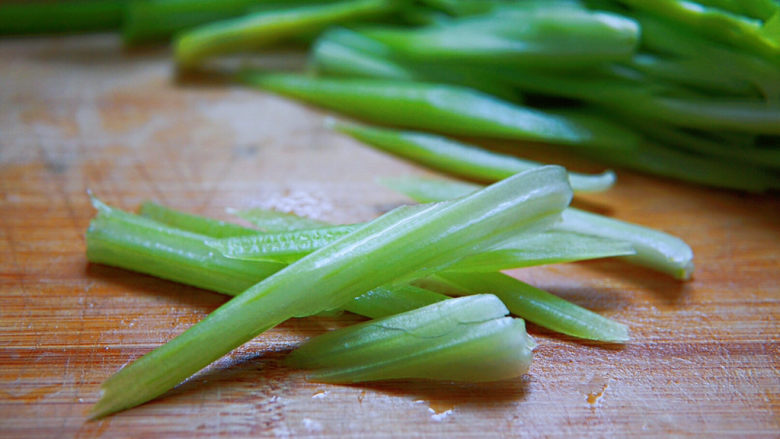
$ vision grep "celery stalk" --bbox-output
[90,166,572,418]
[379,176,695,280]
[287,295,536,383]
[208,225,634,269]
[87,198,284,296]
[433,272,629,343]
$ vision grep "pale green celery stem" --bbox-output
[90,166,572,418]
[433,272,629,343]
[332,121,616,192]
[447,230,635,272]
[175,0,395,68]
[379,176,694,280]
[208,221,635,269]
[140,202,261,238]
[87,199,283,295]
[288,295,535,383]
[305,317,532,383]
[289,294,510,369]
[559,208,693,280]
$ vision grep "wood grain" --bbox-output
[0,35,778,438]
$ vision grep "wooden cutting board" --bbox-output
[0,35,778,438]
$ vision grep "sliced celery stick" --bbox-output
[332,121,616,192]
[433,272,630,343]
[91,166,572,418]
[287,295,535,383]
[87,198,284,296]
[447,230,635,272]
[206,224,360,262]
[208,224,634,269]
[139,201,260,238]
[559,208,694,280]
[380,176,694,280]
[230,207,332,231]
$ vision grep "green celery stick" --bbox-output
[379,176,695,280]
[229,207,332,231]
[0,0,124,35]
[242,72,641,151]
[361,3,640,68]
[208,224,360,263]
[90,166,572,418]
[287,295,536,383]
[87,198,284,296]
[174,0,395,68]
[447,230,635,272]
[91,199,629,341]
[433,272,629,343]
[139,201,261,238]
[208,225,634,269]
[332,120,616,192]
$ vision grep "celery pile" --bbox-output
[84,166,663,418]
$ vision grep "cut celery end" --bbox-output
[287,295,535,383]
[87,197,284,295]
